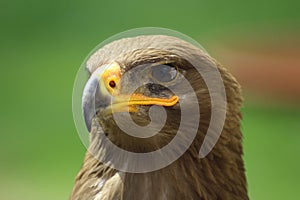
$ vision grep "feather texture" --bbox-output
[70,35,248,200]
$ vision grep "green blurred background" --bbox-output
[1,1,300,199]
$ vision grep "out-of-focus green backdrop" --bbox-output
[0,1,299,199]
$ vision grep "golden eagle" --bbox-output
[70,35,248,200]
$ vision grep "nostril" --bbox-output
[109,80,116,88]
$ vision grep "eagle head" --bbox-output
[72,34,248,200]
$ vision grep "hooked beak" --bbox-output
[82,62,178,132]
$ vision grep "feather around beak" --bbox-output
[82,62,178,132]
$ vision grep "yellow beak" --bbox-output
[82,62,178,131]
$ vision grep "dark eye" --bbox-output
[151,64,178,83]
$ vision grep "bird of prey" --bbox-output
[70,35,248,200]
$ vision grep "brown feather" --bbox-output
[70,35,248,200]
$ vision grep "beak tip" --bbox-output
[82,104,93,132]
[82,67,110,133]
